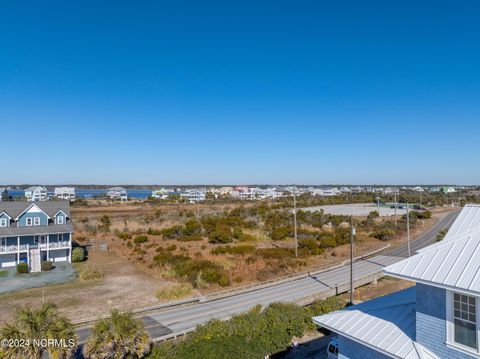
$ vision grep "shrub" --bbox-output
[208,230,232,244]
[116,232,132,240]
[239,233,257,242]
[257,248,292,260]
[161,225,183,239]
[156,283,193,300]
[436,228,448,242]
[166,244,177,252]
[16,262,29,274]
[41,260,54,271]
[183,219,202,236]
[147,228,162,235]
[211,245,256,256]
[80,267,103,281]
[98,215,111,232]
[178,235,204,242]
[318,235,337,249]
[0,270,8,277]
[298,238,323,255]
[134,235,148,244]
[72,247,85,262]
[270,226,292,241]
[371,229,395,241]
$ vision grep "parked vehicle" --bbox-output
[327,337,338,358]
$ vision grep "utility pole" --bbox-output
[293,185,298,258]
[349,217,355,305]
[406,202,411,257]
[394,188,398,226]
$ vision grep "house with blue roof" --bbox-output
[0,201,73,272]
[313,204,480,359]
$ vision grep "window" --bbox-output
[33,217,40,226]
[56,216,64,225]
[0,218,7,227]
[26,218,33,226]
[453,293,477,349]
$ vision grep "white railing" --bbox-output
[39,241,71,250]
[0,244,29,253]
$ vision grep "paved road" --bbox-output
[76,210,458,344]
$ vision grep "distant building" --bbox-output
[441,186,456,194]
[0,201,73,271]
[151,188,175,199]
[412,186,425,192]
[54,187,76,201]
[0,188,6,202]
[24,186,48,202]
[180,189,205,203]
[107,187,128,201]
[310,187,340,196]
[313,204,480,359]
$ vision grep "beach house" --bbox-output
[54,187,76,201]
[24,186,48,201]
[313,205,480,359]
[107,187,128,201]
[0,201,73,272]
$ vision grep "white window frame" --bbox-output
[0,218,7,227]
[26,218,33,226]
[446,290,480,355]
[33,217,41,226]
[56,215,64,225]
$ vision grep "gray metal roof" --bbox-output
[442,204,480,241]
[312,288,439,359]
[0,201,71,219]
[0,223,73,237]
[384,229,480,296]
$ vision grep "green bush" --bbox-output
[208,229,232,244]
[16,262,29,274]
[318,235,337,249]
[161,225,183,239]
[298,238,323,255]
[270,226,292,241]
[211,245,256,256]
[257,248,292,260]
[156,283,193,300]
[371,229,396,241]
[178,235,204,242]
[134,235,148,244]
[183,219,202,236]
[116,231,132,240]
[41,260,54,271]
[147,228,162,235]
[0,270,8,277]
[72,247,85,262]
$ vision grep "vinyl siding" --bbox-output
[416,283,472,359]
[17,212,48,227]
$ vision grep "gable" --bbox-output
[15,203,50,220]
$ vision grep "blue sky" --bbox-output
[1,1,480,185]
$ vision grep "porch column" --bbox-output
[68,233,72,263]
[47,234,49,261]
[17,236,20,265]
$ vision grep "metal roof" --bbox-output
[312,288,439,359]
[442,204,480,241]
[384,231,480,296]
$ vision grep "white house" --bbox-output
[54,187,76,201]
[180,189,205,203]
[151,188,175,199]
[412,186,425,192]
[24,186,48,202]
[107,187,128,201]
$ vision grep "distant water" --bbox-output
[7,189,152,199]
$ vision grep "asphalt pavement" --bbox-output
[76,210,459,344]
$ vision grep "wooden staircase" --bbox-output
[29,248,41,272]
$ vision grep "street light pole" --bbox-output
[350,217,355,305]
[406,202,411,257]
[293,185,298,258]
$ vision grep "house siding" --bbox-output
[416,283,472,359]
[17,212,49,227]
[338,336,390,359]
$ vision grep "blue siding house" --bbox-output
[313,205,480,359]
[0,201,73,272]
